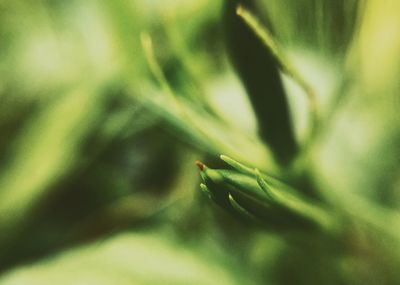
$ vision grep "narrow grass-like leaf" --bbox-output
[200,183,213,200]
[140,32,279,172]
[141,32,183,113]
[220,154,254,176]
[255,169,337,233]
[228,193,258,221]
[220,154,293,192]
[236,5,319,135]
[198,162,340,233]
[201,168,269,205]
[136,84,278,172]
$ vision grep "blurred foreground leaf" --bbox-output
[0,231,250,285]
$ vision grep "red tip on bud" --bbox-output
[195,161,205,171]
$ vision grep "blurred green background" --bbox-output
[1,0,400,284]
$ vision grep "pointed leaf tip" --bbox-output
[200,183,213,200]
[195,160,205,171]
[220,154,254,176]
[236,4,244,16]
[255,168,274,200]
[199,183,208,193]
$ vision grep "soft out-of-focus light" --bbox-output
[282,49,340,143]
[12,1,123,96]
[353,0,400,92]
[206,74,258,136]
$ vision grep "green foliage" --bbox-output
[1,0,400,284]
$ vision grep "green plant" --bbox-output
[142,1,400,283]
[1,0,400,284]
